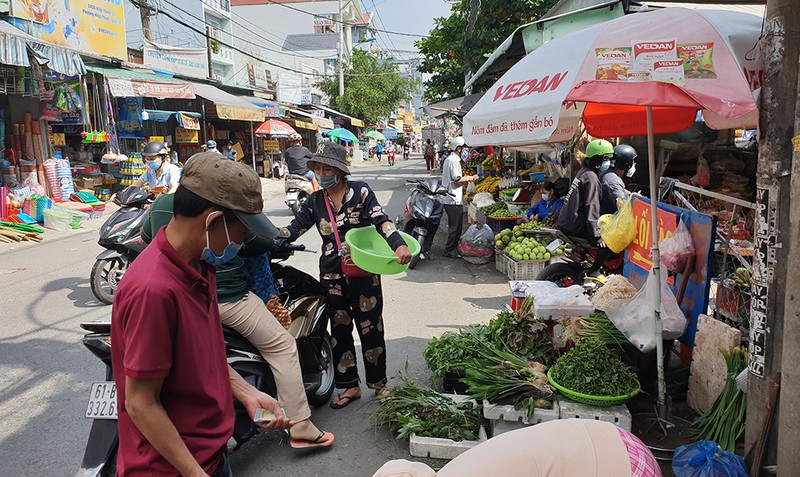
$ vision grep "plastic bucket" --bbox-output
[345,227,421,275]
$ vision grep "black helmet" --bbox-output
[142,141,168,157]
[612,144,638,171]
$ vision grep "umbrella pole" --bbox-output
[250,122,256,170]
[646,106,667,419]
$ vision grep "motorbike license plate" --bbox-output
[286,191,299,200]
[85,381,118,420]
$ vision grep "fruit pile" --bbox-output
[480,202,520,218]
[518,164,545,178]
[728,267,752,290]
[475,177,502,194]
[495,226,567,262]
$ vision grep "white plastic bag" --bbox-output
[603,268,688,352]
[660,220,695,273]
[466,181,477,196]
[458,223,494,258]
[472,192,495,209]
[533,285,595,319]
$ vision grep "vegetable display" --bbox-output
[561,312,628,348]
[423,324,491,380]
[374,373,485,442]
[687,347,747,452]
[549,337,640,398]
[590,275,638,311]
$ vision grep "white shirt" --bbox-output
[441,152,463,205]
[139,162,181,193]
[223,147,237,161]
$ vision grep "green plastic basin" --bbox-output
[344,227,421,275]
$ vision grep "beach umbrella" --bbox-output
[464,7,761,415]
[254,119,297,137]
[326,128,359,143]
[365,130,387,141]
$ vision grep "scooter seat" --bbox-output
[222,326,261,356]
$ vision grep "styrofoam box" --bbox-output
[558,399,632,431]
[409,426,488,460]
[483,400,560,437]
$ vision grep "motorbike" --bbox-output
[285,174,314,216]
[397,178,449,269]
[403,145,410,160]
[387,149,396,166]
[536,228,624,293]
[75,241,335,477]
[90,187,151,305]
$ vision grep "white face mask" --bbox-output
[626,164,637,178]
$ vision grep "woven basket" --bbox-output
[547,369,640,406]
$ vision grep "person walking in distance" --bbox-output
[423,139,435,172]
[441,137,479,258]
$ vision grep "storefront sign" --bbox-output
[404,112,414,124]
[143,40,208,79]
[313,17,334,27]
[175,128,199,144]
[42,71,79,82]
[149,136,165,144]
[53,110,83,125]
[118,98,145,138]
[278,73,302,105]
[301,84,312,106]
[107,78,195,99]
[394,119,404,130]
[263,139,281,152]
[312,116,335,129]
[214,105,264,122]
[264,102,281,118]
[177,113,200,130]
[11,0,127,59]
[247,64,269,90]
[624,196,716,349]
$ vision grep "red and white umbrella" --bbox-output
[254,119,297,137]
[464,7,763,414]
[464,7,762,147]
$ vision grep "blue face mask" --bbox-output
[599,160,611,175]
[201,214,242,266]
[460,151,469,160]
[541,193,550,202]
[147,159,162,170]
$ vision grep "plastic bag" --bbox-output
[691,157,711,186]
[602,268,688,352]
[473,192,495,209]
[458,223,495,258]
[672,441,748,477]
[598,195,635,253]
[466,181,477,196]
[660,220,695,272]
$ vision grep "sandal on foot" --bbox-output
[330,393,361,409]
[290,431,335,449]
[373,386,391,398]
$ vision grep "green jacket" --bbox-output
[141,194,272,303]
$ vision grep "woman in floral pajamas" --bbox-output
[280,142,412,409]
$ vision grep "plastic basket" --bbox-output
[486,216,521,234]
[44,207,89,231]
[495,250,509,274]
[547,369,640,406]
[506,257,549,280]
[529,172,546,183]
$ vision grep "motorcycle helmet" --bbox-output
[206,140,218,150]
[289,133,302,142]
[584,139,614,170]
[612,144,638,171]
[142,141,168,157]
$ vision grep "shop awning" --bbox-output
[287,118,319,131]
[313,104,365,127]
[239,96,283,118]
[0,20,85,76]
[143,109,202,127]
[191,82,264,122]
[423,93,484,119]
[87,64,195,99]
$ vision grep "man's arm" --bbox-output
[228,366,293,430]
[125,377,208,477]
[584,178,602,240]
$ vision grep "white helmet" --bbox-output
[289,133,302,142]
[450,136,466,148]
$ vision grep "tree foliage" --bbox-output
[317,49,418,125]
[416,0,558,103]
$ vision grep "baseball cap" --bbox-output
[308,141,350,174]
[179,152,278,239]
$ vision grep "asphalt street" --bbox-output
[0,154,510,476]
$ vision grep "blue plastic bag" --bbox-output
[672,441,749,477]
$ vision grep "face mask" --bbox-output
[318,174,339,189]
[541,193,550,202]
[626,164,637,178]
[599,160,611,175]
[201,214,242,266]
[147,159,162,170]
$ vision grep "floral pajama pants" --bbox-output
[322,274,387,390]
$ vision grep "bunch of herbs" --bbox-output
[423,324,491,380]
[488,309,557,366]
[374,373,484,442]
[549,337,639,397]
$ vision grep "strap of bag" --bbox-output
[323,193,344,251]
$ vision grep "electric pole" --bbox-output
[746,0,800,474]
[338,0,345,97]
[139,0,153,42]
[206,25,214,80]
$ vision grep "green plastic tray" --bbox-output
[547,368,640,406]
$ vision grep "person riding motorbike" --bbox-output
[284,133,320,191]
[600,144,637,216]
[130,141,181,195]
[556,139,614,248]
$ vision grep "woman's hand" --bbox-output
[394,245,413,265]
[242,391,294,431]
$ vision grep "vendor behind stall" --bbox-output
[131,141,181,194]
[526,181,564,222]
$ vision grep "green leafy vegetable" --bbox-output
[549,338,639,397]
[423,324,492,380]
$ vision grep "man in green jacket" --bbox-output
[143,193,334,448]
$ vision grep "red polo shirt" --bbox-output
[111,227,233,476]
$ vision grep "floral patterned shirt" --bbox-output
[279,180,405,278]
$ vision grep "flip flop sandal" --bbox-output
[329,393,361,409]
[290,431,335,449]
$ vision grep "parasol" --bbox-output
[326,128,359,143]
[254,119,297,137]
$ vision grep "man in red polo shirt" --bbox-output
[111,152,292,476]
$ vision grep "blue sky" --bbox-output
[361,0,453,52]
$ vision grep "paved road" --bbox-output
[0,155,510,476]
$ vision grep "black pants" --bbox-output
[322,275,387,389]
[444,204,464,254]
